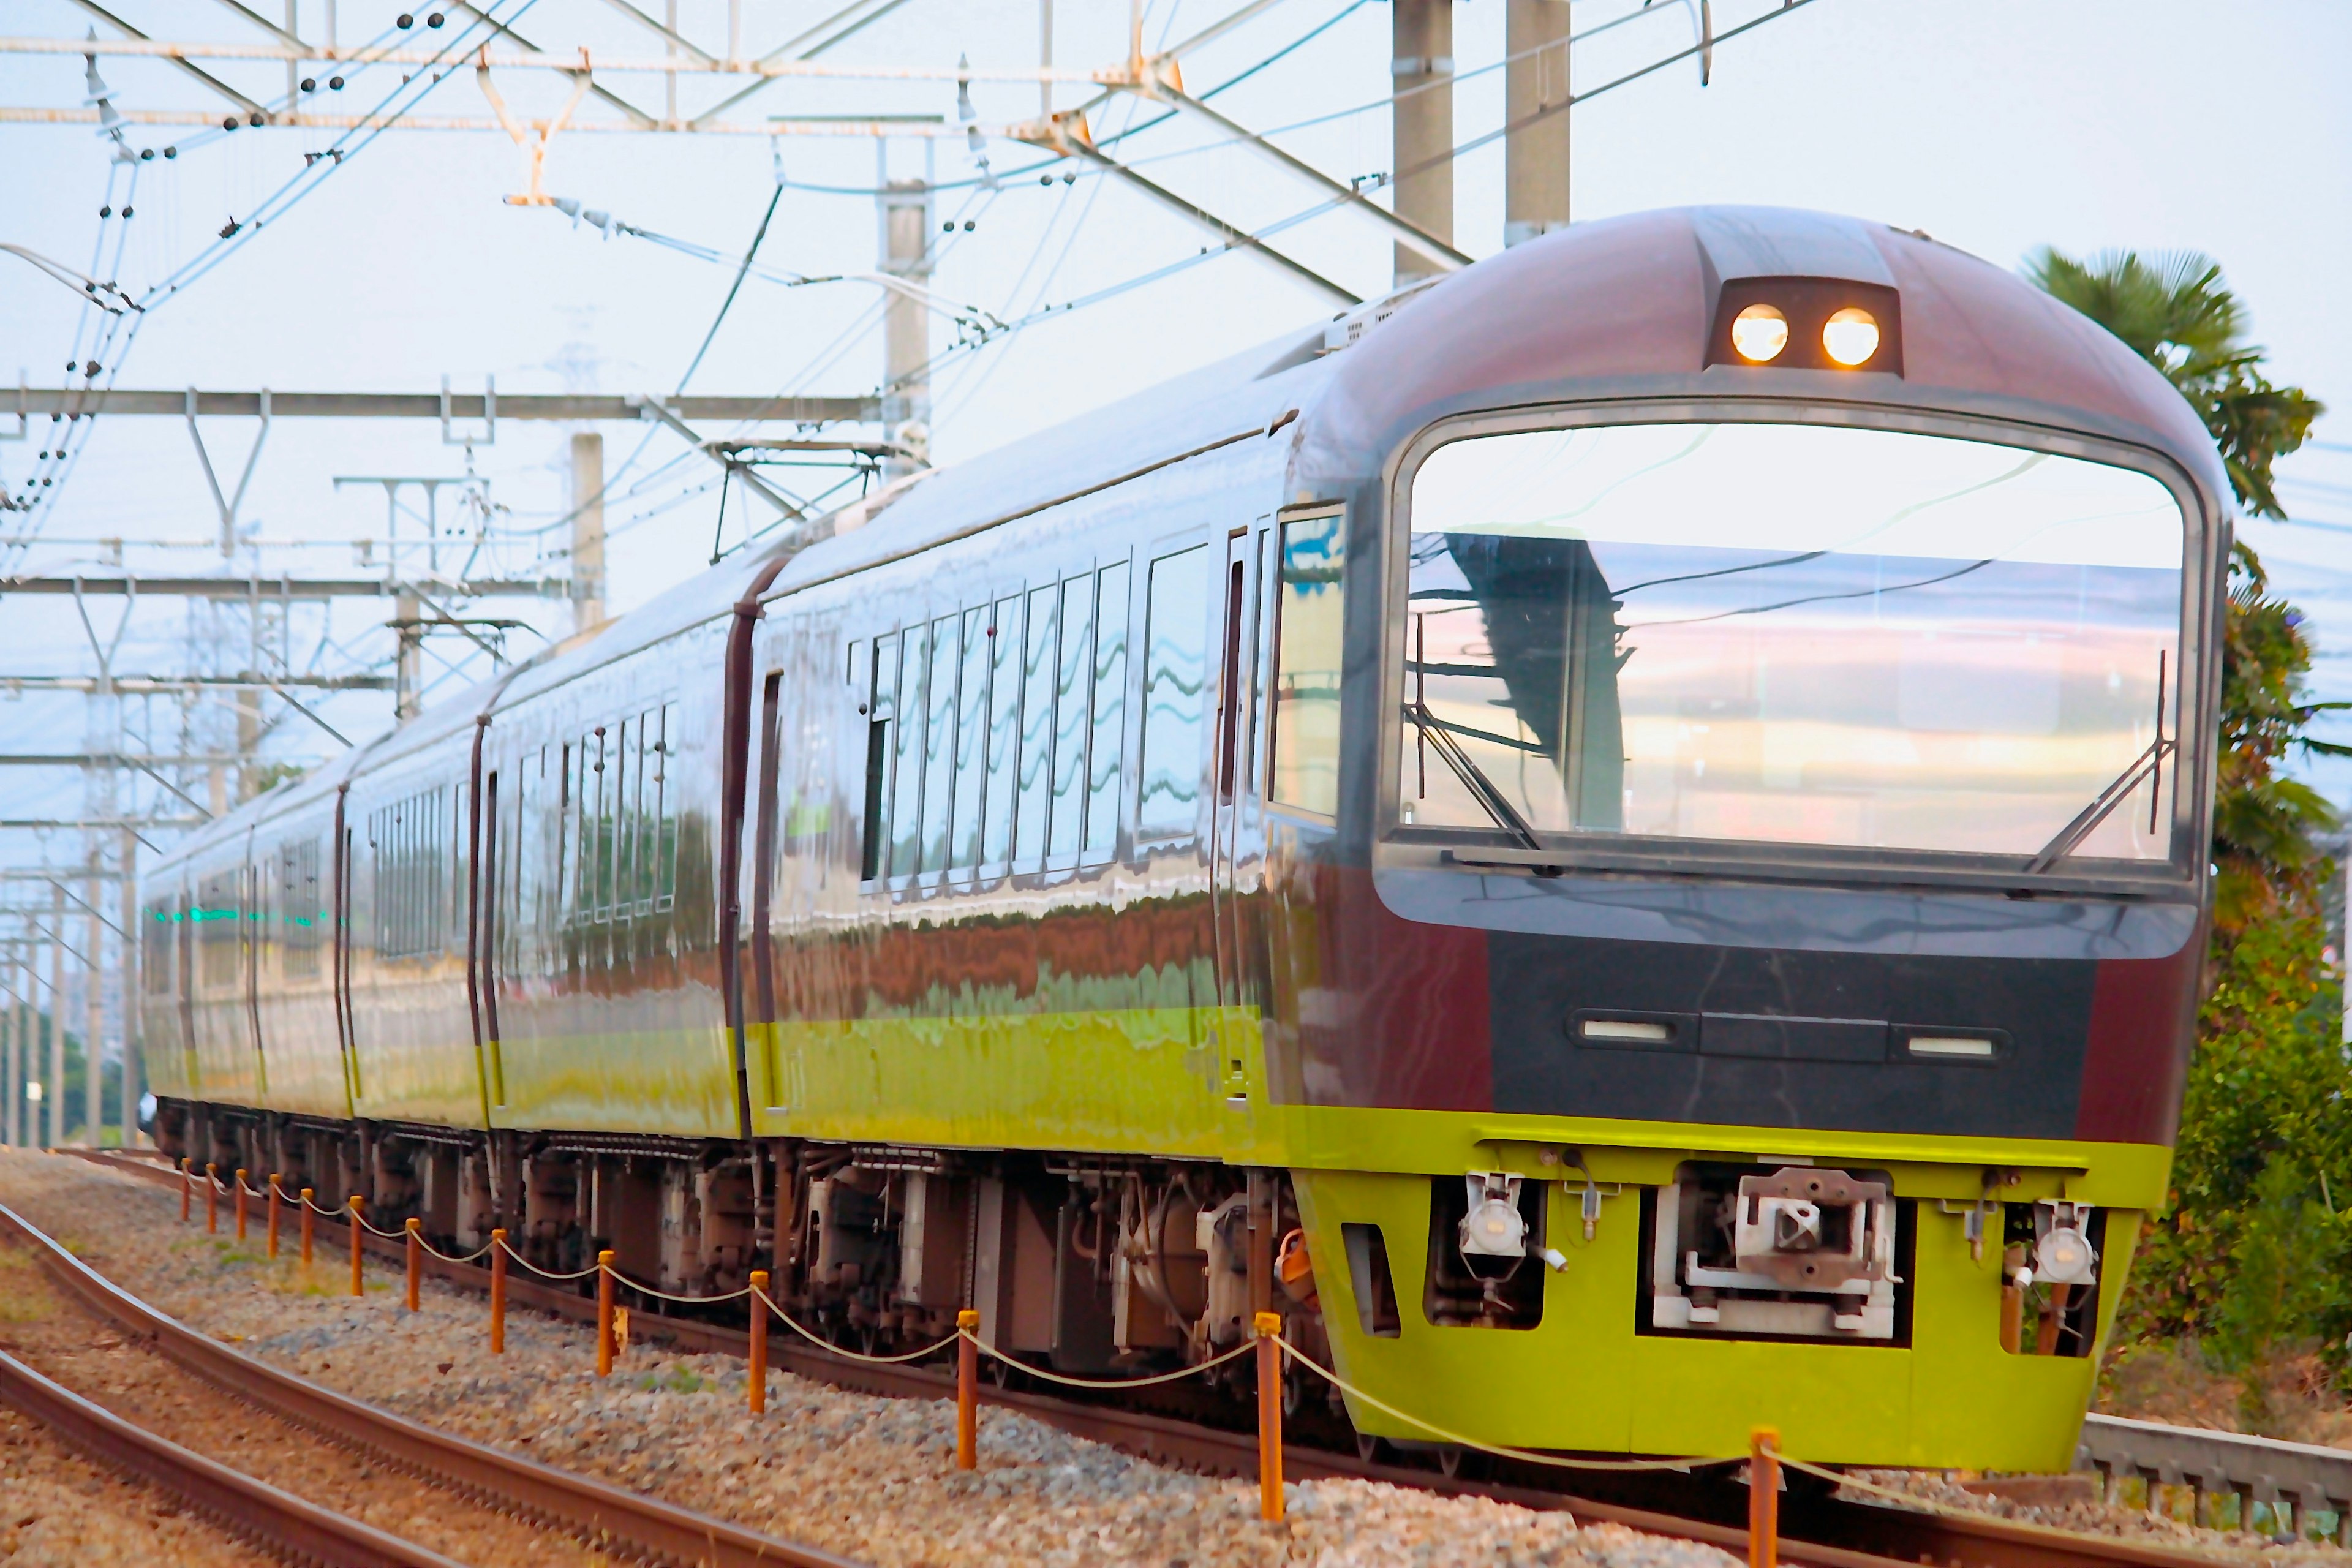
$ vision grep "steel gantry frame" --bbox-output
[0,0,1819,1153]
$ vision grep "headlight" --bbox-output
[1730,303,1789,363]
[2034,1224,2098,1285]
[1822,306,1880,367]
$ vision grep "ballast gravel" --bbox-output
[0,1400,271,1568]
[0,1229,616,1566]
[0,1147,1738,1568]
[1845,1469,2352,1562]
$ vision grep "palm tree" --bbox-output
[2027,246,2341,927]
[2027,247,2324,521]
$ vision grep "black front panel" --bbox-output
[1489,932,2094,1137]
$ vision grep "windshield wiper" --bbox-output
[1404,703,1545,852]
[2026,655,2174,874]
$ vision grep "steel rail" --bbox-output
[58,1152,2242,1568]
[0,1348,464,1568]
[0,1196,869,1568]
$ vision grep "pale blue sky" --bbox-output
[1,0,2347,832]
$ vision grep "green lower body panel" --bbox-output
[488,1023,740,1138]
[1293,1163,2143,1468]
[749,1007,1253,1155]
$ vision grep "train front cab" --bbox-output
[1257,212,2222,1472]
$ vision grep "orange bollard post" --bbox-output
[595,1251,617,1378]
[489,1230,508,1354]
[205,1162,218,1234]
[300,1188,315,1267]
[266,1174,282,1260]
[347,1196,365,1298]
[180,1158,192,1223]
[1254,1310,1285,1522]
[235,1169,248,1241]
[404,1217,421,1312]
[956,1308,979,1470]
[748,1270,770,1415]
[1749,1428,1780,1568]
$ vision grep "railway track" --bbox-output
[58,1148,2271,1568]
[0,1346,465,1567]
[0,1191,867,1568]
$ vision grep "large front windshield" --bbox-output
[1400,422,2186,861]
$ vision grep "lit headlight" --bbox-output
[1730,303,1789,363]
[2034,1224,2098,1286]
[1822,306,1880,367]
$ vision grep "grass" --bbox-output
[0,1250,52,1324]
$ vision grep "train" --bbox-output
[142,204,2223,1472]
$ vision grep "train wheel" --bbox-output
[1436,1444,1480,1480]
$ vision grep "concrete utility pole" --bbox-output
[394,589,423,720]
[1392,0,1455,286]
[1039,0,1054,119]
[571,432,607,635]
[46,886,64,1149]
[1504,0,1570,247]
[879,151,935,480]
[2,956,18,1145]
[119,829,140,1148]
[85,847,104,1145]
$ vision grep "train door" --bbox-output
[241,829,268,1098]
[474,760,505,1114]
[331,785,360,1105]
[1208,521,1270,1097]
[174,873,199,1096]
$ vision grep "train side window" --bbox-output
[920,613,960,875]
[981,594,1024,868]
[597,725,617,922]
[281,837,322,979]
[861,633,899,883]
[371,789,445,959]
[1139,543,1212,838]
[620,717,643,919]
[452,782,469,947]
[1015,586,1058,870]
[1085,561,1130,861]
[652,703,677,911]
[889,624,929,878]
[1049,573,1097,859]
[950,605,990,872]
[1269,509,1346,816]
[143,902,172,995]
[552,742,569,924]
[197,870,236,990]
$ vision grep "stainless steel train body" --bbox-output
[143,206,2226,1468]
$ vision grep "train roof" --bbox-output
[148,204,2230,882]
[1298,205,2230,502]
